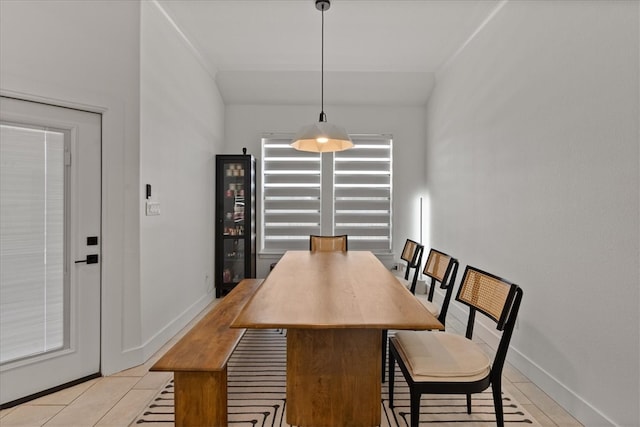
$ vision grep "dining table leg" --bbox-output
[286,328,382,427]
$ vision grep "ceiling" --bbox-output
[156,0,503,106]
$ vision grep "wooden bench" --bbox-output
[150,278,264,427]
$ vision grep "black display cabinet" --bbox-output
[215,152,256,297]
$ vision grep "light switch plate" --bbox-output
[146,201,161,216]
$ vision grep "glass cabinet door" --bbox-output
[222,162,246,238]
[216,155,255,297]
[222,162,245,286]
[222,238,244,284]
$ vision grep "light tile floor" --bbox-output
[0,298,584,427]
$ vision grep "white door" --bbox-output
[0,96,101,406]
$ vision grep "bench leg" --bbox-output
[174,369,227,427]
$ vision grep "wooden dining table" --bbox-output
[231,250,443,427]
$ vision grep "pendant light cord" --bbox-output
[320,7,326,122]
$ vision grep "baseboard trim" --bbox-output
[438,289,616,427]
[140,292,214,361]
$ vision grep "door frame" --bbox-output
[0,93,104,408]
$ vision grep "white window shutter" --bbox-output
[261,135,392,254]
[261,137,321,252]
[334,136,392,252]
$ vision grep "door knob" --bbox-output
[75,254,99,264]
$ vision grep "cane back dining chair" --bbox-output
[309,234,348,252]
[388,266,523,427]
[271,235,348,272]
[415,248,459,326]
[395,239,424,293]
[383,239,424,382]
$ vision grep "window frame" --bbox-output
[260,134,393,255]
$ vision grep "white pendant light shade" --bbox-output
[291,0,352,154]
[291,120,353,153]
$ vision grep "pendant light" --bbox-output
[291,0,353,153]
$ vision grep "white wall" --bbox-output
[0,0,142,375]
[425,1,639,426]
[224,104,426,275]
[139,2,225,359]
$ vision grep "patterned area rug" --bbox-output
[133,329,540,426]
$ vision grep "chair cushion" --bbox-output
[416,295,440,316]
[394,331,491,382]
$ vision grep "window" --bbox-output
[333,136,393,252]
[261,134,392,253]
[1,124,65,363]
